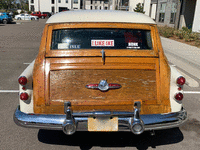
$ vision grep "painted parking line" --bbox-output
[23,63,31,65]
[171,65,199,88]
[183,91,200,94]
[0,90,19,93]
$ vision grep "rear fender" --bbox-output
[19,60,35,113]
[170,66,184,112]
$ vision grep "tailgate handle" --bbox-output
[101,49,105,65]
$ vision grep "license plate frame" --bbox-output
[88,117,118,131]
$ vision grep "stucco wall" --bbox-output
[192,0,200,32]
[155,0,176,28]
[144,0,151,16]
[129,0,143,12]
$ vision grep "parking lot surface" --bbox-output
[0,19,200,150]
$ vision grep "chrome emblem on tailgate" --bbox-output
[86,80,121,91]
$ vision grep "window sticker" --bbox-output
[69,45,81,49]
[91,40,114,47]
[127,42,140,49]
[58,43,81,49]
[58,43,69,49]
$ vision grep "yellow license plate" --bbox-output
[88,117,118,131]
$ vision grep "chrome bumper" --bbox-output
[14,105,187,134]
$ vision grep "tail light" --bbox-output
[175,92,183,101]
[18,76,27,85]
[177,76,185,86]
[20,92,29,101]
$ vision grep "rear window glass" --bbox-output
[51,29,153,50]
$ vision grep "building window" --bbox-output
[159,3,166,23]
[74,0,78,4]
[31,5,34,11]
[66,0,68,3]
[58,0,61,3]
[170,2,177,24]
[52,0,54,4]
[105,0,109,4]
[31,0,34,3]
[91,0,93,4]
[59,7,69,12]
[91,6,93,10]
[52,6,55,13]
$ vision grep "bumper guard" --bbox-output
[14,104,187,135]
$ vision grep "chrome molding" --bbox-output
[85,80,121,92]
[14,105,187,133]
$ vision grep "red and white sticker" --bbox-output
[91,40,114,47]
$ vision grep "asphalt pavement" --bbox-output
[0,20,200,150]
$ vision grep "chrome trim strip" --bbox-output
[14,106,187,132]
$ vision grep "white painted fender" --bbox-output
[19,60,35,113]
[169,66,184,112]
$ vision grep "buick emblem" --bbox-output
[86,80,121,91]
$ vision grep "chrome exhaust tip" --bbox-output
[130,101,144,135]
[130,121,144,135]
[62,120,76,135]
[62,101,76,135]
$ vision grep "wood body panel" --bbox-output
[49,70,157,105]
[33,104,169,115]
[155,27,171,109]
[33,25,48,107]
[33,23,171,114]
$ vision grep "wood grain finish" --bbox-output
[33,25,48,107]
[49,70,157,105]
[155,26,171,109]
[33,23,171,115]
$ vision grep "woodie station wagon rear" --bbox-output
[14,10,187,135]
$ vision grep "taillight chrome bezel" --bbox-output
[176,76,186,86]
[174,92,184,101]
[18,76,28,86]
[20,92,29,101]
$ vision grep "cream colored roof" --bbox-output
[46,10,156,24]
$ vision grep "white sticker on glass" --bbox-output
[58,43,69,49]
[91,40,114,47]
[127,42,140,49]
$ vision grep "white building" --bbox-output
[28,0,200,33]
[148,0,200,33]
[29,0,145,13]
[83,0,145,11]
[29,0,81,13]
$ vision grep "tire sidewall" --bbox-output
[3,19,8,24]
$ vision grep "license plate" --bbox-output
[88,117,118,131]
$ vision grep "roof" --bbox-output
[46,10,156,24]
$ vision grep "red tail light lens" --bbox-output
[175,93,183,101]
[18,76,27,85]
[177,76,185,85]
[20,93,29,100]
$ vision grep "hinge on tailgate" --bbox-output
[101,49,105,65]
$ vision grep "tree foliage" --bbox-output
[134,3,145,14]
[0,0,15,10]
[0,0,28,11]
